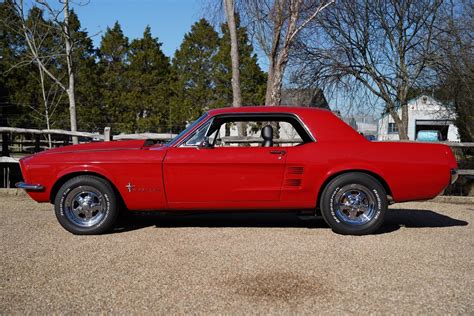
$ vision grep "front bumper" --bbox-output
[15,182,44,191]
[450,169,458,184]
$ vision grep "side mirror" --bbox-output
[198,136,213,149]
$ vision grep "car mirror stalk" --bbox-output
[198,137,213,149]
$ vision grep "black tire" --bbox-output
[54,175,118,235]
[320,172,387,235]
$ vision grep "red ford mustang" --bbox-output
[16,107,458,235]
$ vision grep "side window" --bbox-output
[213,119,304,147]
[278,121,303,147]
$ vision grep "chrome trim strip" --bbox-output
[173,111,316,148]
[292,113,316,142]
[15,182,44,191]
[450,169,458,184]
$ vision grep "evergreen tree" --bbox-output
[171,18,219,128]
[67,11,102,132]
[98,21,129,132]
[214,17,266,106]
[0,0,29,127]
[2,5,65,131]
[124,26,171,132]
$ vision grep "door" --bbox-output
[163,146,287,206]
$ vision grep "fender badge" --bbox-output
[126,182,160,193]
[126,182,135,192]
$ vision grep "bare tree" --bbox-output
[294,0,443,139]
[3,3,63,147]
[61,0,78,144]
[11,0,79,144]
[431,1,473,141]
[243,0,334,106]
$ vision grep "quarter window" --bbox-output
[184,120,211,146]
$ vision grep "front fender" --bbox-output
[55,164,117,185]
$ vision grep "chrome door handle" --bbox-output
[270,150,286,155]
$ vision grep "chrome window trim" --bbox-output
[292,113,316,142]
[172,111,316,148]
[209,112,316,142]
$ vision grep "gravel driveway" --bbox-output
[1,196,472,314]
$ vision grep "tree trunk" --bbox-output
[389,107,409,140]
[265,54,287,106]
[38,66,52,148]
[224,0,246,137]
[400,103,409,140]
[264,61,275,105]
[63,0,78,144]
[264,0,299,106]
[224,0,242,108]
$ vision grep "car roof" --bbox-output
[206,106,365,143]
[207,106,331,116]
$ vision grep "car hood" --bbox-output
[33,140,161,156]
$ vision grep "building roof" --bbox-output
[280,88,330,110]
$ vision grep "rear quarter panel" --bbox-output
[290,141,455,204]
[363,142,455,201]
[291,109,456,204]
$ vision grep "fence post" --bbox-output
[34,134,41,153]
[63,134,69,146]
[2,132,9,157]
[104,127,111,142]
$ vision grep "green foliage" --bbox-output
[170,18,220,128]
[98,21,130,132]
[68,10,103,132]
[98,23,172,133]
[0,0,27,127]
[1,4,65,129]
[124,26,171,132]
[2,9,267,135]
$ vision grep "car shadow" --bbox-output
[111,208,468,235]
[377,208,469,234]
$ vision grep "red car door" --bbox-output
[163,146,287,208]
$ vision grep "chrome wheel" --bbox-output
[334,185,376,225]
[63,186,106,228]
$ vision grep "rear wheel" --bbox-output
[54,175,118,235]
[320,173,387,235]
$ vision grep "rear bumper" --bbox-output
[450,169,458,184]
[15,182,44,191]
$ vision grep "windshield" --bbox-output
[166,113,208,146]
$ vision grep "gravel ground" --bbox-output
[0,196,472,314]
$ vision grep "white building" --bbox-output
[342,116,378,137]
[377,95,460,141]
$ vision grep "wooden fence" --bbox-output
[0,127,176,157]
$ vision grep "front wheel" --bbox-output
[320,173,387,235]
[54,175,118,235]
